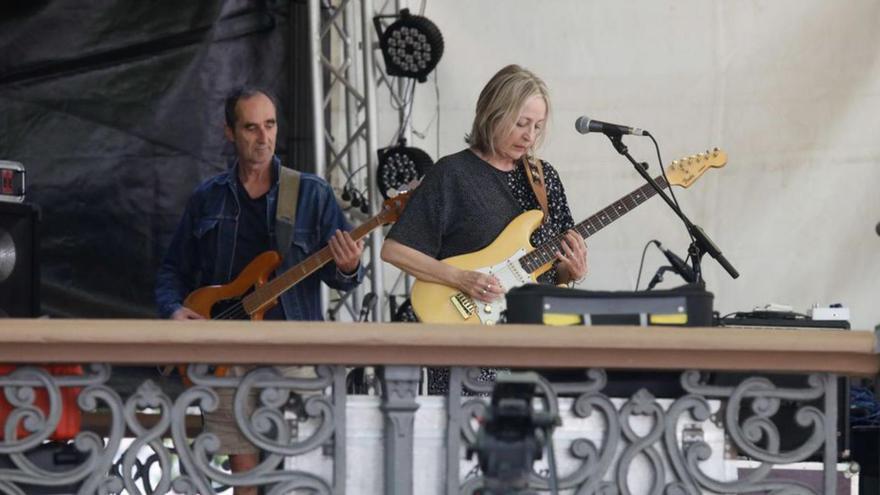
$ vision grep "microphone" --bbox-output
[575,116,649,137]
[653,241,696,283]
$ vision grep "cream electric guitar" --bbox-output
[411,149,728,325]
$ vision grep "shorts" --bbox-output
[202,365,319,455]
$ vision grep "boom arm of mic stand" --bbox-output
[605,133,739,280]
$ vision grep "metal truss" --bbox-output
[309,0,418,322]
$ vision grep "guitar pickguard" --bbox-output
[439,248,533,325]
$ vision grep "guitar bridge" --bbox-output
[451,293,476,320]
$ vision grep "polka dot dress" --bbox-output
[504,159,576,284]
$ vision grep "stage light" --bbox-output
[376,141,433,200]
[374,9,444,82]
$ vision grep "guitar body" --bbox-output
[184,250,282,320]
[411,210,545,324]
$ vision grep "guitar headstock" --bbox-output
[665,148,728,188]
[377,189,412,225]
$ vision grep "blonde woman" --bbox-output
[382,64,588,305]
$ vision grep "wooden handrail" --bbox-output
[0,319,877,375]
[80,412,203,438]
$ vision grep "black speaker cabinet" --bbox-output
[711,372,850,462]
[0,202,39,317]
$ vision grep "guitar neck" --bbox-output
[242,217,380,313]
[519,175,669,274]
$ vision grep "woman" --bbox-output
[382,64,588,305]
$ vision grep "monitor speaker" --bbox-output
[0,202,39,317]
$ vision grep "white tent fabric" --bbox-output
[392,0,880,330]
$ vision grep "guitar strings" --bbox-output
[525,181,659,272]
[213,301,250,320]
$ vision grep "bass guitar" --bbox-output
[410,149,728,325]
[184,191,410,320]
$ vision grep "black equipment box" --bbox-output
[719,311,850,330]
[504,283,714,399]
[504,283,713,327]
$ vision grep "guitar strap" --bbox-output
[522,156,549,224]
[276,165,301,258]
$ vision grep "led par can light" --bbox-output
[376,144,434,199]
[375,9,444,83]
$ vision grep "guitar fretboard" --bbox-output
[241,215,383,314]
[519,175,669,274]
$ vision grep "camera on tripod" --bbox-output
[468,372,560,495]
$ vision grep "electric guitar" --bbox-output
[410,149,728,325]
[184,191,410,320]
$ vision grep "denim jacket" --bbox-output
[155,156,364,320]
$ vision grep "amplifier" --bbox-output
[0,161,25,203]
[504,283,714,398]
[504,283,714,327]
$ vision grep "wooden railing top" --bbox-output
[1,319,877,375]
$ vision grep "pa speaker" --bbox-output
[0,202,39,317]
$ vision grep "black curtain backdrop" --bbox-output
[0,1,299,317]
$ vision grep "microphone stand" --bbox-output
[605,133,739,282]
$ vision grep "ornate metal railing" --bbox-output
[0,320,875,494]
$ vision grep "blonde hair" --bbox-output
[466,64,551,159]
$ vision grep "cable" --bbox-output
[338,163,370,214]
[411,70,440,148]
[340,163,368,189]
[633,239,657,291]
[544,426,560,495]
[358,292,377,322]
[648,133,694,249]
[391,80,418,146]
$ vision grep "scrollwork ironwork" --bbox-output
[0,364,125,494]
[0,362,842,494]
[450,368,840,495]
[171,364,342,493]
[1,363,345,494]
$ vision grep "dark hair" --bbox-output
[224,86,279,128]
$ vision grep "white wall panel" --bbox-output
[398,0,880,329]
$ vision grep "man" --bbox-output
[155,87,364,494]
